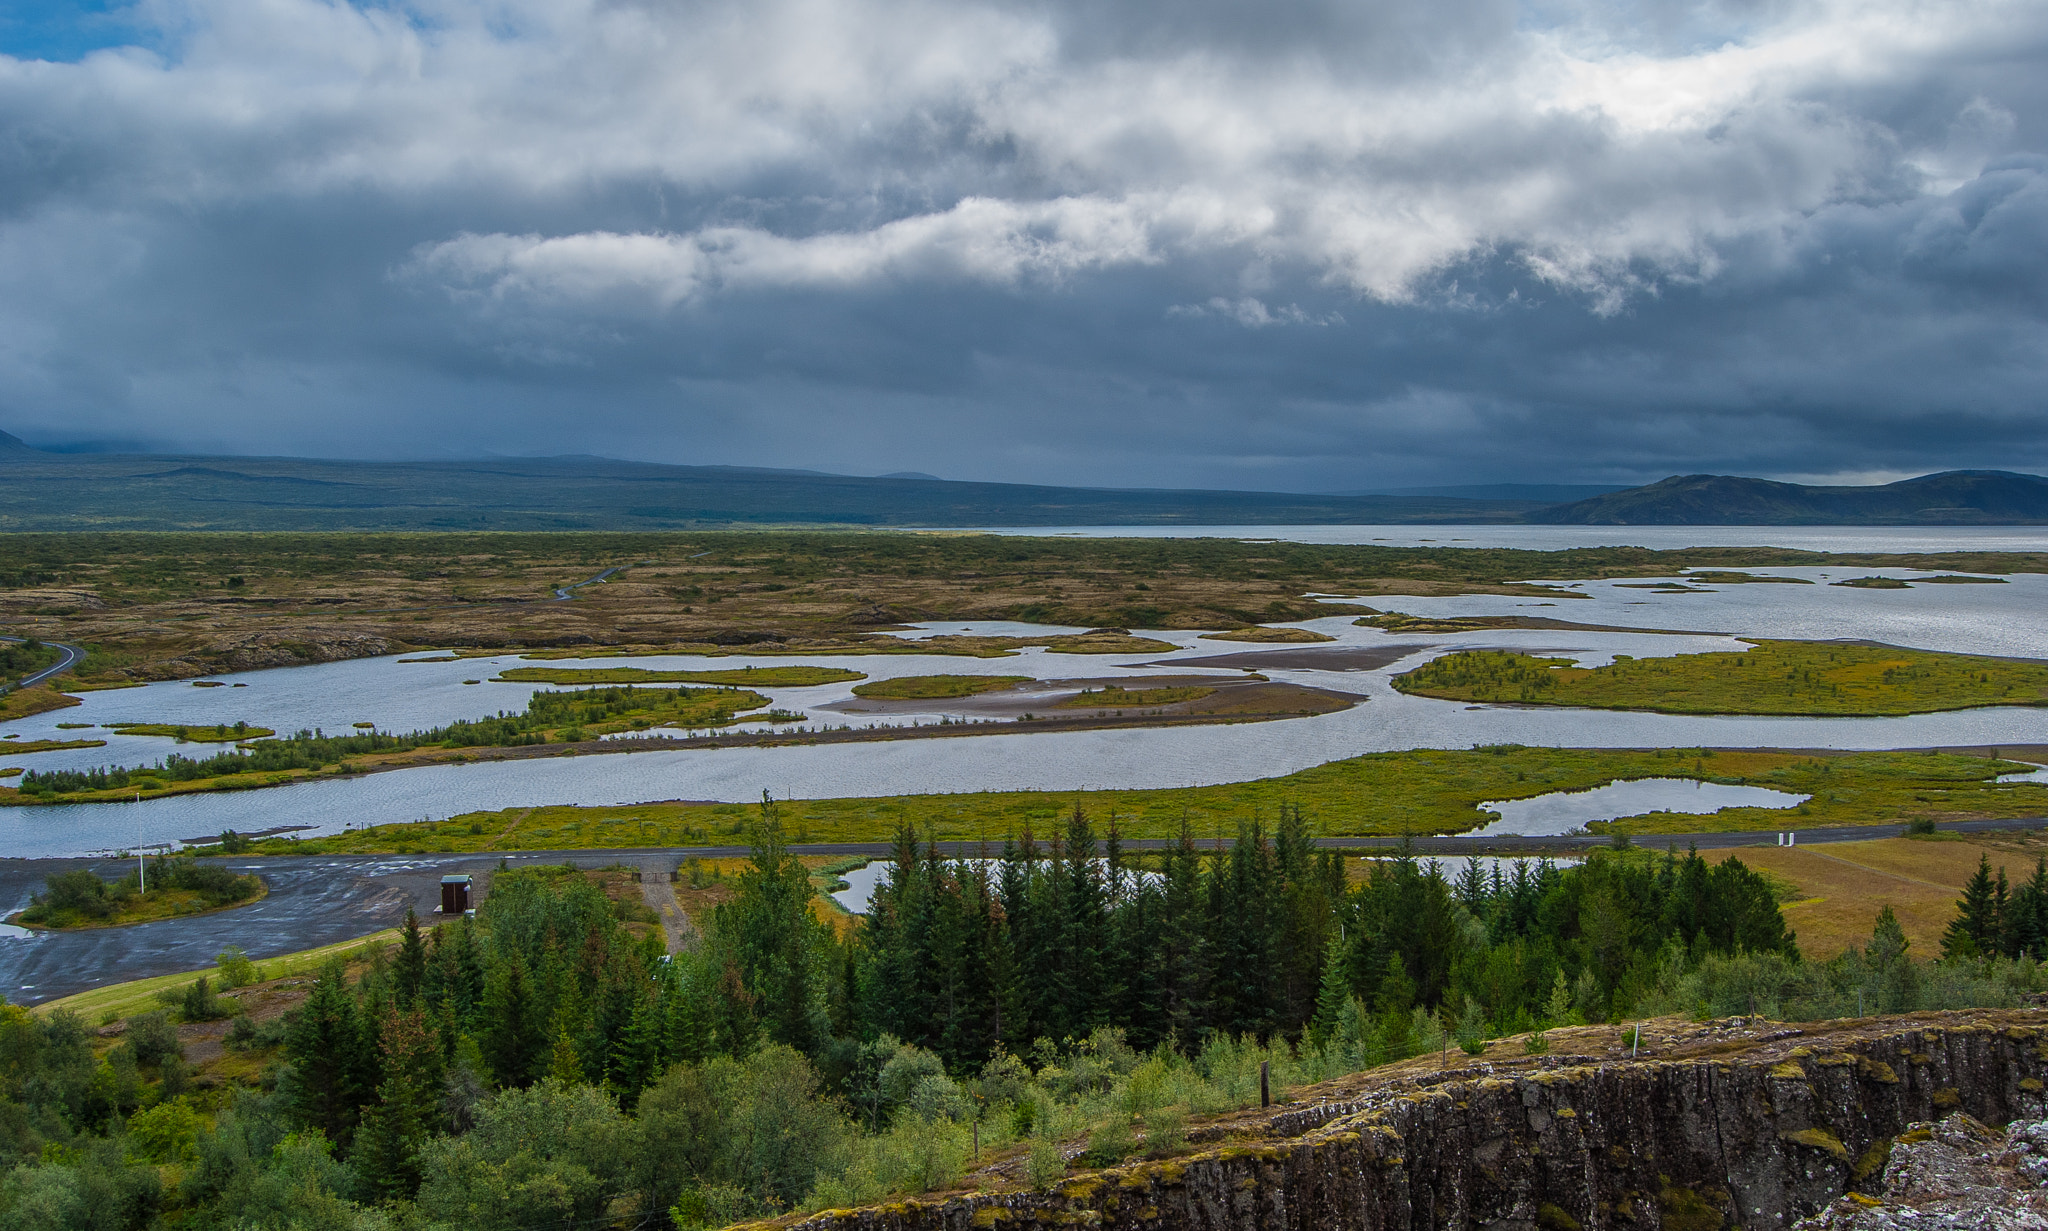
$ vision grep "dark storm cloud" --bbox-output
[0,0,2044,489]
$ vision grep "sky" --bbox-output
[0,0,2044,492]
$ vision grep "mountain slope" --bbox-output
[1529,470,2048,525]
[0,447,1546,531]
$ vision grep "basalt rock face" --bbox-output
[792,1015,2048,1231]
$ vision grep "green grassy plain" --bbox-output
[222,746,2048,856]
[30,927,402,1022]
[495,665,862,686]
[1394,640,2048,716]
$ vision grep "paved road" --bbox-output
[0,636,83,692]
[3,813,2042,1006]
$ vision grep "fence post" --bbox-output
[1259,1060,1270,1108]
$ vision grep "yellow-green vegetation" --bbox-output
[30,926,403,1021]
[1393,639,2048,716]
[1198,627,1336,643]
[105,721,276,741]
[1057,685,1217,709]
[495,664,863,686]
[229,746,2048,855]
[0,685,81,721]
[1833,576,1911,589]
[0,737,106,752]
[850,674,1031,699]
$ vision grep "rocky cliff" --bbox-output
[787,1012,2048,1231]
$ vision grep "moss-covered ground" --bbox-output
[1395,640,2048,716]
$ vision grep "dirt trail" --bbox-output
[637,857,695,953]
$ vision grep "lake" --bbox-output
[1,545,2044,858]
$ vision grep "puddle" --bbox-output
[0,925,34,941]
[1473,778,1808,837]
[1999,763,2048,785]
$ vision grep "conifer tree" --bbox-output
[1308,932,1354,1049]
[353,1005,443,1201]
[393,908,427,1009]
[284,958,376,1150]
[1943,856,2001,958]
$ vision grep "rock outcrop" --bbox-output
[786,1012,2048,1231]
[1795,1112,2048,1229]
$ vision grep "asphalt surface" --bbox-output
[3,813,2044,1005]
[1,636,83,691]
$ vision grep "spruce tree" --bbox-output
[1943,856,2000,959]
[393,908,427,1009]
[1308,932,1353,1050]
[353,1006,443,1201]
[284,959,375,1150]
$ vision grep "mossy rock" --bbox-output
[1851,1139,1892,1185]
[1657,1185,1724,1231]
[1535,1202,1584,1231]
[1781,1128,1849,1162]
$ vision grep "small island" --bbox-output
[12,856,265,930]
[1394,639,2048,716]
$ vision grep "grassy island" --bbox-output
[106,721,276,741]
[495,665,862,687]
[6,684,773,802]
[850,674,1030,699]
[13,856,264,929]
[1393,639,2048,716]
[221,745,2048,855]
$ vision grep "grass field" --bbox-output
[1707,835,2048,958]
[29,926,405,1022]
[1395,639,2048,716]
[494,665,863,686]
[850,674,1031,699]
[223,746,2048,856]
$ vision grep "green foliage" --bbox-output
[415,1079,629,1231]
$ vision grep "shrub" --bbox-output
[216,946,259,989]
[1143,1103,1187,1157]
[24,870,118,923]
[1907,817,1939,836]
[1025,1133,1065,1188]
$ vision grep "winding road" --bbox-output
[0,636,83,692]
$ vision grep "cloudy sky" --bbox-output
[1,0,2045,491]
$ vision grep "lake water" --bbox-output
[1,545,2045,858]
[1471,778,1808,838]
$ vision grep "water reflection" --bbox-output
[1472,778,1808,838]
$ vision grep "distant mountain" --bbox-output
[0,444,1550,531]
[1529,470,2048,525]
[1333,483,1629,502]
